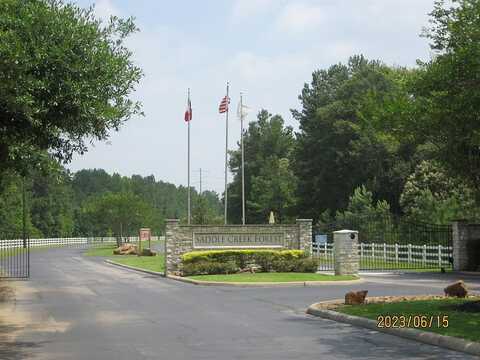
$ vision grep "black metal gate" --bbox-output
[313,215,453,272]
[0,233,30,279]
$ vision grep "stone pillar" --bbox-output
[334,229,359,276]
[165,219,180,275]
[296,219,313,253]
[452,220,469,271]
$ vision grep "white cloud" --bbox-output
[93,0,120,21]
[276,2,324,34]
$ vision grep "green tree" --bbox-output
[293,56,411,220]
[0,0,143,174]
[335,185,391,222]
[400,161,480,224]
[29,164,75,237]
[192,195,222,225]
[227,110,297,223]
[80,192,154,239]
[249,158,297,223]
[412,0,480,188]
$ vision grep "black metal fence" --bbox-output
[0,232,30,279]
[313,215,453,271]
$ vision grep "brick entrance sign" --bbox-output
[164,219,312,275]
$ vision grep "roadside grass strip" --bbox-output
[335,297,480,342]
[85,242,165,273]
[187,272,358,283]
[111,255,165,273]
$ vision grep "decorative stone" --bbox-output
[345,290,368,305]
[113,243,138,255]
[141,248,157,256]
[444,280,468,298]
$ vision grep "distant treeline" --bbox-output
[0,168,222,238]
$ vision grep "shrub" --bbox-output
[181,249,311,275]
[182,250,306,267]
[293,258,318,273]
[182,260,238,276]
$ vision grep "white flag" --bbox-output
[237,102,249,119]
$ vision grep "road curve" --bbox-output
[1,247,477,360]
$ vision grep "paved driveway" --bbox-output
[1,248,479,359]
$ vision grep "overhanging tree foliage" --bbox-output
[412,0,480,188]
[0,0,143,174]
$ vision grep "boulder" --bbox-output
[140,248,157,256]
[113,243,138,255]
[345,290,368,305]
[444,280,468,298]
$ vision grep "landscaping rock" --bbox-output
[238,264,261,273]
[345,290,368,305]
[141,248,157,256]
[113,243,138,255]
[444,280,468,298]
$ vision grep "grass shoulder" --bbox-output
[111,255,164,273]
[335,297,480,342]
[187,272,358,283]
[84,243,165,273]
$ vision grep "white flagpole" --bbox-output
[224,82,229,225]
[240,93,246,225]
[187,88,191,225]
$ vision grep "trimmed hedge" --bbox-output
[181,250,316,275]
[182,260,238,276]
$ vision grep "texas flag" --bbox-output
[184,97,192,122]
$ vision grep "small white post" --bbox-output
[422,244,427,266]
[360,242,364,258]
[408,244,412,263]
[383,243,387,261]
[395,243,399,262]
[372,243,375,259]
[438,245,442,267]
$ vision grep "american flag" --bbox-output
[218,96,230,113]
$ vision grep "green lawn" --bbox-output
[336,298,480,342]
[187,272,358,283]
[111,255,164,273]
[83,243,165,273]
[315,256,451,272]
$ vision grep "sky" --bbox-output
[69,0,437,194]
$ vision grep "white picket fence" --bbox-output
[313,242,452,267]
[0,236,162,249]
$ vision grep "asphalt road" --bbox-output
[2,247,479,360]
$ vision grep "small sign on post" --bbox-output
[139,228,151,255]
